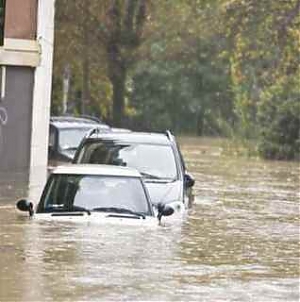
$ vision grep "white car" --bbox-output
[16,165,175,226]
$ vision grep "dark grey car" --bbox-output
[73,131,195,208]
[48,116,110,166]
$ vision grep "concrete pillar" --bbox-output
[29,0,55,202]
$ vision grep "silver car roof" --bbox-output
[52,164,141,178]
[88,131,173,145]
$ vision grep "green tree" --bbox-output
[257,71,300,160]
[130,0,234,135]
[101,0,149,126]
[53,0,111,118]
[53,0,150,126]
[131,39,233,135]
[222,0,300,158]
[52,0,300,160]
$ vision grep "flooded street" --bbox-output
[0,137,299,301]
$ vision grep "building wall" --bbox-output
[0,0,38,183]
[0,0,55,201]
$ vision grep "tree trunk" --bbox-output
[81,0,90,115]
[111,68,126,127]
[107,35,127,127]
[105,0,148,126]
[81,50,90,115]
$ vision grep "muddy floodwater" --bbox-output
[0,137,299,301]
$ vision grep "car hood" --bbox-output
[32,212,158,227]
[144,180,182,205]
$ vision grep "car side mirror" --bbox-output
[157,203,174,223]
[184,173,195,188]
[16,199,34,217]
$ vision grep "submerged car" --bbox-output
[48,116,110,166]
[73,131,195,208]
[16,165,175,225]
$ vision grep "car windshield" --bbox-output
[77,142,178,180]
[38,174,152,215]
[59,128,92,150]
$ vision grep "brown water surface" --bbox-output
[0,137,299,301]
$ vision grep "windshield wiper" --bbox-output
[92,207,145,219]
[141,172,176,183]
[140,172,161,179]
[44,205,91,215]
[71,205,91,215]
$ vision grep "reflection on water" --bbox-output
[0,137,299,301]
[0,171,28,203]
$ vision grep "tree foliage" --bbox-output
[221,0,300,158]
[53,0,111,117]
[102,0,150,126]
[52,0,150,126]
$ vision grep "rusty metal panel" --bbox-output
[4,0,37,39]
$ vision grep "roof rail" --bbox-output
[86,127,99,138]
[165,130,173,141]
[77,114,103,124]
[84,126,111,139]
[50,115,104,124]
